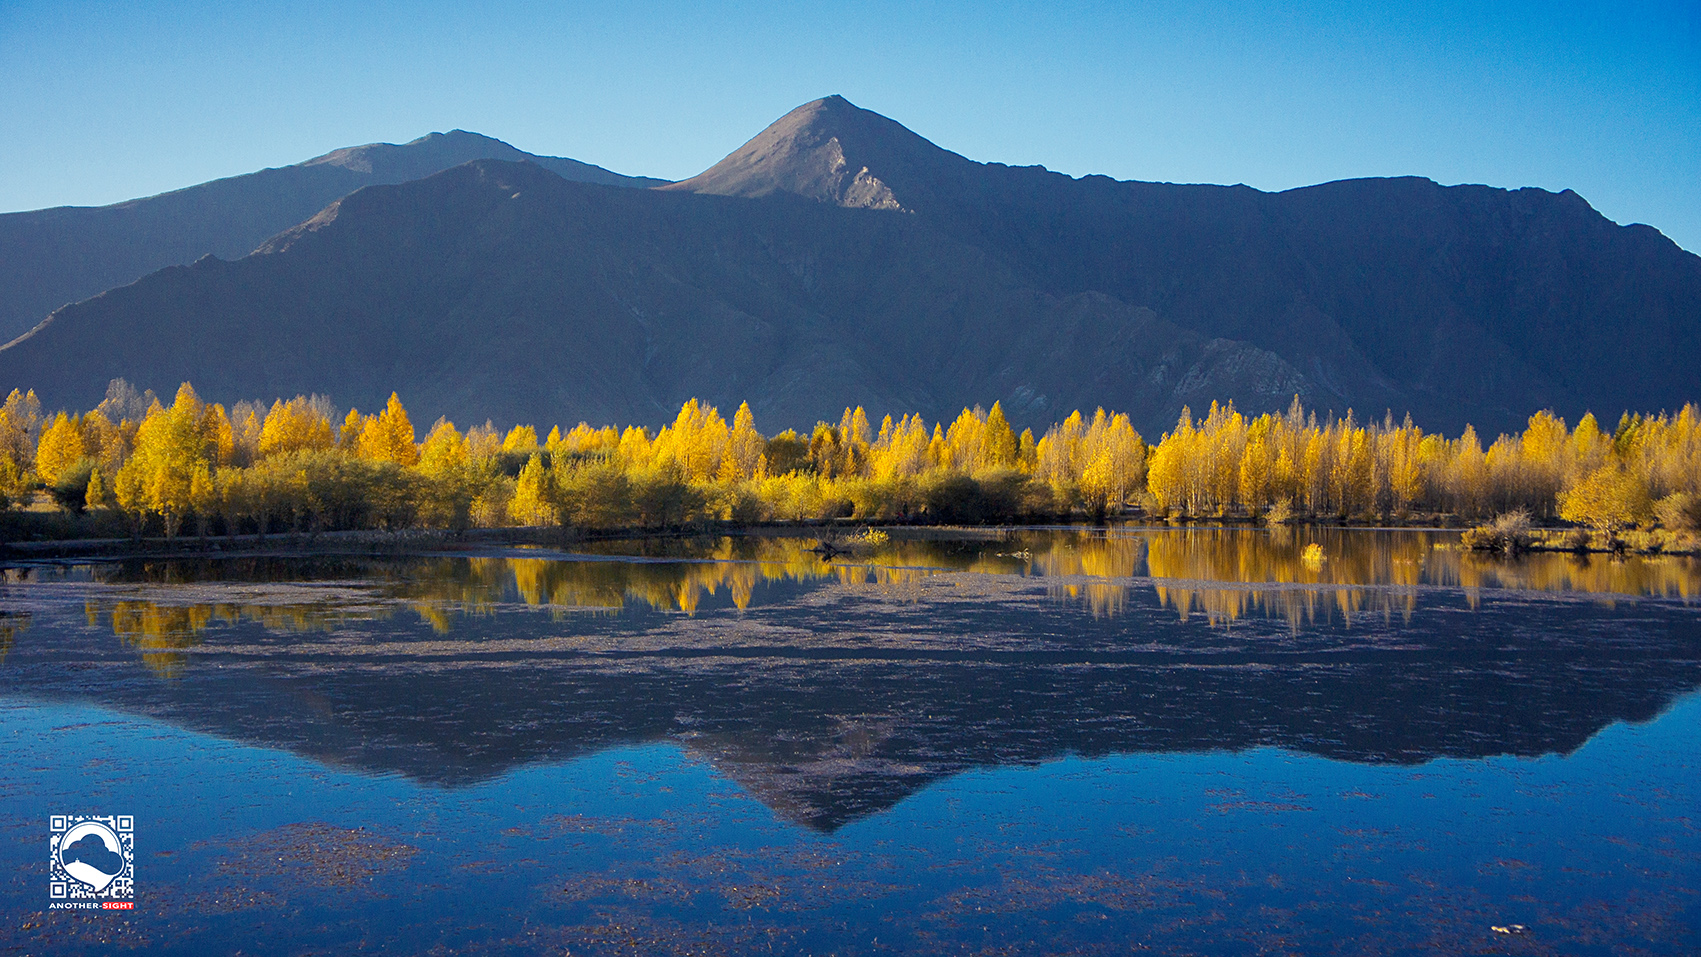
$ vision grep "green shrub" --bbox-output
[47,457,99,514]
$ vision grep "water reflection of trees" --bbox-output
[63,530,1701,670]
[1019,528,1437,624]
[1139,528,1430,627]
[0,610,26,663]
[435,538,946,618]
[1024,527,1700,626]
[75,540,960,671]
[1452,552,1701,601]
[88,598,369,676]
[97,602,212,677]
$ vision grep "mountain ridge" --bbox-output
[0,159,1314,435]
[0,131,665,339]
[659,97,1700,432]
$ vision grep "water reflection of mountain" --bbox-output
[4,532,1701,830]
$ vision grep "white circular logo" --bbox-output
[57,820,125,893]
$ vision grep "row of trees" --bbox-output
[1144,398,1701,532]
[1,381,1696,538]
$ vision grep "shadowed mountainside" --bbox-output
[1,96,1696,434]
[0,160,1308,435]
[0,130,664,340]
[670,97,1701,433]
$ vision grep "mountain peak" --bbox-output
[405,129,501,146]
[298,130,531,176]
[293,130,665,189]
[662,96,971,212]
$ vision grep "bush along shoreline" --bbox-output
[1,381,1697,553]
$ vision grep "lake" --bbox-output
[2,526,1698,954]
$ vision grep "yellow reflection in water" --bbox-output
[86,597,370,676]
[0,610,26,663]
[1139,528,1431,628]
[1454,552,1701,600]
[473,538,952,617]
[99,601,213,677]
[73,530,1701,671]
[82,539,949,669]
[1060,527,1701,626]
[1029,535,1145,618]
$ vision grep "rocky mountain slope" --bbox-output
[0,160,1298,435]
[670,97,1701,433]
[0,130,664,340]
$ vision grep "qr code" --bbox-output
[49,815,134,901]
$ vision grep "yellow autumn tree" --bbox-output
[357,393,418,466]
[1078,412,1144,515]
[944,407,988,476]
[501,425,539,454]
[509,453,558,525]
[554,423,619,457]
[34,412,87,486]
[259,396,335,458]
[338,408,366,451]
[1559,463,1652,533]
[1385,417,1425,514]
[1446,426,1489,517]
[81,409,126,475]
[1238,428,1274,511]
[189,463,217,537]
[982,401,1019,471]
[418,419,467,475]
[115,383,215,537]
[871,414,931,481]
[1146,409,1195,513]
[1017,428,1037,471]
[838,407,873,476]
[201,403,236,467]
[1035,410,1086,496]
[654,399,728,481]
[0,389,42,489]
[1329,418,1372,516]
[84,468,107,510]
[720,402,765,481]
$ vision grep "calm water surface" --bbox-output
[2,527,1698,954]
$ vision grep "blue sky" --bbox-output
[3,1,1697,251]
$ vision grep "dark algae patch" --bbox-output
[1,528,1697,954]
[209,822,420,892]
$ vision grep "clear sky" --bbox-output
[3,0,1697,251]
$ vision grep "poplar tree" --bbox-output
[983,402,1019,470]
[501,425,540,454]
[509,454,558,526]
[357,394,418,466]
[1559,463,1652,533]
[116,384,212,538]
[722,402,765,480]
[259,397,335,458]
[34,412,87,486]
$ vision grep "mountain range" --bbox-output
[0,130,662,342]
[1,96,1696,437]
